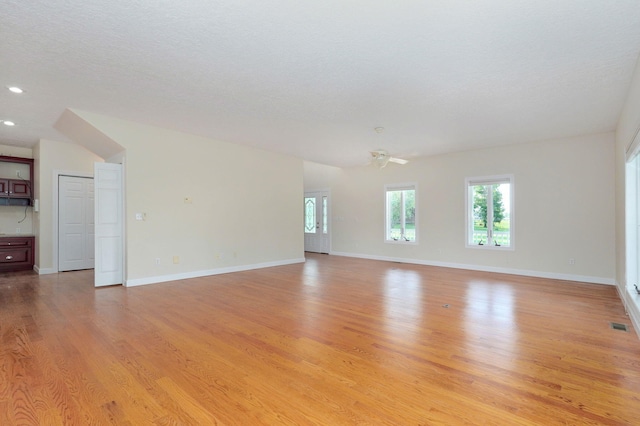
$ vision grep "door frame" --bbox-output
[624,128,640,337]
[304,188,331,254]
[58,174,95,271]
[52,170,94,273]
[94,162,125,287]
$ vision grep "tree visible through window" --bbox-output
[385,184,417,243]
[466,176,513,248]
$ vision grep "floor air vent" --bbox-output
[610,322,629,332]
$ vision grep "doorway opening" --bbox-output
[624,138,640,331]
[304,191,330,254]
[58,175,94,272]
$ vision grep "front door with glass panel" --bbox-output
[304,191,329,253]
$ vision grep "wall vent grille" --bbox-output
[610,322,629,332]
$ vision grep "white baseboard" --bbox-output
[34,265,57,275]
[617,284,640,340]
[125,257,306,287]
[330,251,615,285]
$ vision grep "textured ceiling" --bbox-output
[2,1,640,167]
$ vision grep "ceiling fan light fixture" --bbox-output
[370,149,408,168]
[389,157,408,165]
[374,156,390,168]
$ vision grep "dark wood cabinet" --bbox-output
[0,236,34,272]
[0,178,31,197]
[9,179,31,198]
[0,156,33,205]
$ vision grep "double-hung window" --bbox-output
[466,175,513,249]
[385,183,417,243]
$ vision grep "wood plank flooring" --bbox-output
[1,254,639,425]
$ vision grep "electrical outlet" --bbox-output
[15,170,20,177]
[15,227,20,234]
[155,258,161,265]
[173,256,179,264]
[569,258,575,265]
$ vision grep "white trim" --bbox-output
[330,251,615,286]
[304,189,331,254]
[617,284,640,340]
[467,175,512,186]
[118,157,127,286]
[465,174,514,250]
[384,182,418,244]
[52,169,94,273]
[624,155,640,339]
[34,265,57,275]
[125,257,306,287]
[625,123,640,162]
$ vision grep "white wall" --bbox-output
[33,139,104,272]
[0,144,33,159]
[71,111,304,285]
[303,160,342,190]
[307,133,616,284]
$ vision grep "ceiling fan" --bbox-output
[370,149,409,168]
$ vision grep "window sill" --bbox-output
[385,240,418,245]
[466,244,514,251]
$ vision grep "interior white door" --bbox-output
[304,191,330,253]
[59,176,94,271]
[94,162,123,287]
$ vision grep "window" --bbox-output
[466,175,513,249]
[322,195,327,234]
[385,184,417,243]
[304,197,316,233]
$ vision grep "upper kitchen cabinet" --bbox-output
[0,156,34,206]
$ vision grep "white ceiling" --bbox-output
[2,1,640,167]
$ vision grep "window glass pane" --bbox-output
[467,177,512,248]
[493,183,510,247]
[304,197,316,233]
[403,190,415,242]
[322,196,327,234]
[386,188,416,242]
[471,184,488,245]
[388,190,402,240]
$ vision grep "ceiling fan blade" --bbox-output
[389,157,408,165]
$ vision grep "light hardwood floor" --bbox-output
[1,254,639,425]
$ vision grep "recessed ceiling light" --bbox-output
[7,86,23,94]
[2,121,15,126]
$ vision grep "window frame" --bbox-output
[384,183,418,245]
[465,174,514,250]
